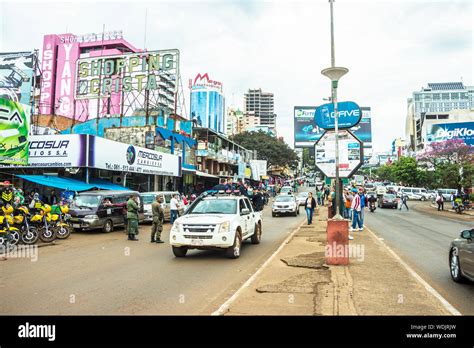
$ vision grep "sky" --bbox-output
[0,0,472,154]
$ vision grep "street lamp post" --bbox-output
[321,0,348,219]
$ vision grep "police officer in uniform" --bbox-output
[127,193,140,241]
[151,195,165,243]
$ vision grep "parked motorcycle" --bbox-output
[30,204,56,243]
[50,204,72,240]
[0,204,20,249]
[13,206,39,245]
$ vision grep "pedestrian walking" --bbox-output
[399,193,409,211]
[343,189,352,219]
[350,188,363,232]
[305,192,317,225]
[127,193,140,241]
[169,194,180,224]
[450,191,456,209]
[151,195,165,243]
[316,189,322,206]
[435,191,444,211]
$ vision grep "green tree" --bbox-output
[231,131,299,169]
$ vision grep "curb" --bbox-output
[365,226,461,316]
[211,218,307,316]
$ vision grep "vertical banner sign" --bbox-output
[0,98,30,165]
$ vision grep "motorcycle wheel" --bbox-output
[8,230,20,246]
[55,224,72,239]
[21,227,39,245]
[38,227,56,243]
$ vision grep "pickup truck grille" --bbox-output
[182,224,217,233]
[184,235,213,239]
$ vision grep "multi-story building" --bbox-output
[226,107,244,136]
[244,88,276,132]
[406,82,474,151]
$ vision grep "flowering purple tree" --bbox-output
[417,139,473,167]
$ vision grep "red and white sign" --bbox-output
[189,73,223,91]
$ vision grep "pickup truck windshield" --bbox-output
[188,199,237,214]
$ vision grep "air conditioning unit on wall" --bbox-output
[112,175,123,184]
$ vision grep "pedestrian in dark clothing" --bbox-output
[48,190,59,205]
[305,192,317,225]
[435,192,444,211]
[399,193,409,211]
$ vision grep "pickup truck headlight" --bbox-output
[171,222,181,234]
[84,215,99,220]
[219,221,230,233]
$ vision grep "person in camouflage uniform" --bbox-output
[151,195,165,243]
[127,193,140,241]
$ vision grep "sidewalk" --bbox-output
[220,207,455,315]
[413,201,474,222]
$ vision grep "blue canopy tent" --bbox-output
[16,175,131,192]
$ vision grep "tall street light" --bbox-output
[321,0,348,219]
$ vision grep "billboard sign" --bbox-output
[0,51,35,104]
[294,107,323,147]
[89,136,181,176]
[250,160,267,179]
[426,122,474,146]
[0,98,30,165]
[75,49,179,99]
[189,73,223,92]
[314,101,362,129]
[314,130,363,178]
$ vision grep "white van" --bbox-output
[436,189,458,201]
[398,187,429,200]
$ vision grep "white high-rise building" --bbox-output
[244,88,276,132]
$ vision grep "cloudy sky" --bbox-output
[0,0,472,153]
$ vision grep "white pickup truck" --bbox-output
[169,193,263,259]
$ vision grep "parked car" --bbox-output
[279,186,294,195]
[69,190,144,232]
[272,195,300,217]
[296,191,309,206]
[397,187,424,200]
[169,192,263,258]
[140,191,184,222]
[449,228,474,283]
[378,193,398,209]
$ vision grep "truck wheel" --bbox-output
[251,223,262,244]
[226,231,242,259]
[172,246,188,257]
[103,220,113,233]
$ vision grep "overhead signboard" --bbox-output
[314,101,362,130]
[75,49,179,99]
[89,136,181,177]
[0,134,87,168]
[0,51,35,104]
[294,106,323,148]
[314,130,363,178]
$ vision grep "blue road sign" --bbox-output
[314,101,362,130]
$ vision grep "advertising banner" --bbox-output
[89,136,181,176]
[238,162,246,179]
[314,130,363,178]
[0,98,30,165]
[426,122,474,146]
[250,160,267,179]
[294,107,324,147]
[314,101,361,129]
[0,134,87,168]
[0,51,35,104]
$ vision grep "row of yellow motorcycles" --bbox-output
[0,203,73,249]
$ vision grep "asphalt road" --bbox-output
[364,201,474,315]
[0,203,305,315]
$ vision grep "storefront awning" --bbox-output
[17,175,132,192]
[17,175,96,192]
[195,171,219,179]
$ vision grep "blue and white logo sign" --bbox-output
[314,101,362,130]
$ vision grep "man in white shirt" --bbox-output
[170,194,180,224]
